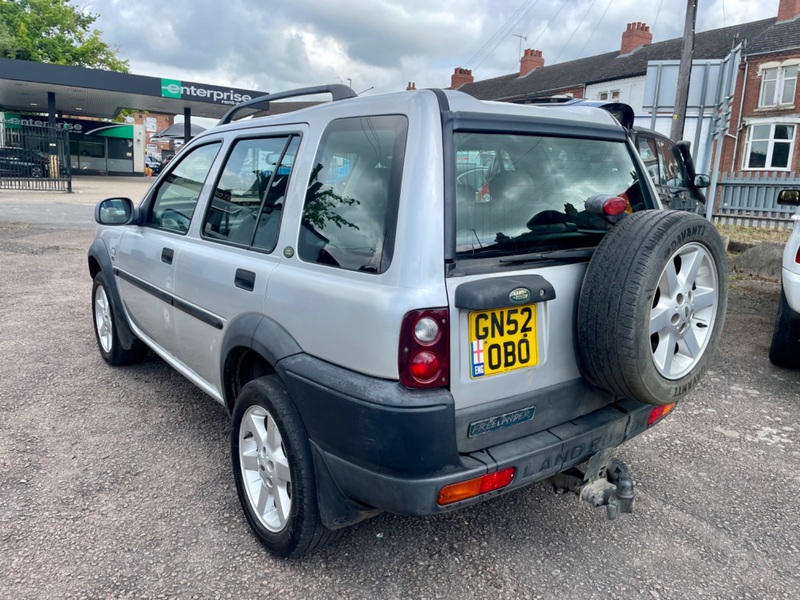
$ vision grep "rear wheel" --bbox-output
[30,165,44,178]
[769,285,800,368]
[577,210,728,405]
[231,376,338,558]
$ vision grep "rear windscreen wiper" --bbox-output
[498,247,596,265]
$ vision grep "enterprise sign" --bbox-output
[160,78,253,106]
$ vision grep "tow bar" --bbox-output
[547,449,635,520]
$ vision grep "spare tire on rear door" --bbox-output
[577,210,728,405]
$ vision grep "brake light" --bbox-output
[585,194,630,217]
[399,308,449,388]
[795,246,800,264]
[602,196,630,216]
[647,403,676,426]
[438,467,516,505]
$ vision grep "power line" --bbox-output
[653,0,665,32]
[464,0,537,69]
[577,0,613,58]
[553,0,601,64]
[471,0,547,71]
[528,0,570,48]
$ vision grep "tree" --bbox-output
[0,0,128,72]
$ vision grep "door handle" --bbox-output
[235,269,256,291]
[161,248,174,264]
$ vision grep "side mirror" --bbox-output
[693,174,710,188]
[95,197,135,225]
[777,189,800,206]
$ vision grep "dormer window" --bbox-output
[759,64,797,108]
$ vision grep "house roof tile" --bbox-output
[459,18,776,101]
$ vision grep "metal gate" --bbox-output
[0,117,72,191]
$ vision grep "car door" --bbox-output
[637,132,697,212]
[114,141,222,359]
[171,131,303,396]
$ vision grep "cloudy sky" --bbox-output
[88,0,781,95]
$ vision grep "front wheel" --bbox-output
[231,376,338,558]
[92,272,146,366]
[577,211,728,405]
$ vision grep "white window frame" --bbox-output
[742,119,797,171]
[758,61,798,108]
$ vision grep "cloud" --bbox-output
[88,0,780,94]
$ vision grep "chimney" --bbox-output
[620,22,652,55]
[450,67,474,89]
[406,81,416,91]
[520,49,544,77]
[777,0,800,22]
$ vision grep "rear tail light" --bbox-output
[647,402,676,426]
[585,194,630,217]
[794,246,800,265]
[438,467,516,505]
[399,308,449,389]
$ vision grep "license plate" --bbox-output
[468,305,538,378]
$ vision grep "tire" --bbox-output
[30,165,44,178]
[231,376,338,558]
[577,210,728,405]
[92,272,147,366]
[769,285,800,368]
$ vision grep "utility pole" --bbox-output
[671,0,698,141]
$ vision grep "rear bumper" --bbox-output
[277,354,659,520]
[319,398,653,516]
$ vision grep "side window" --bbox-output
[147,143,221,234]
[636,136,660,184]
[203,135,299,252]
[655,139,688,188]
[299,115,408,273]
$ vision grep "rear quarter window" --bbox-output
[298,115,408,273]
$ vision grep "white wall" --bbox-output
[585,76,648,112]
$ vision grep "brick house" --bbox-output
[719,0,800,176]
[449,0,800,181]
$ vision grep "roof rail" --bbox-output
[218,84,357,126]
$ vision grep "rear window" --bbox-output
[454,132,646,257]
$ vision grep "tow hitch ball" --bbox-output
[548,455,636,520]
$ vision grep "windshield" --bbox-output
[454,132,646,258]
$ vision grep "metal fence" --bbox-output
[0,118,71,192]
[714,172,799,228]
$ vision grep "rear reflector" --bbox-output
[437,467,516,506]
[647,403,677,426]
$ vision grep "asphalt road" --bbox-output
[1,183,799,599]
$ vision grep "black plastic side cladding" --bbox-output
[220,313,303,406]
[87,238,137,351]
[277,354,460,478]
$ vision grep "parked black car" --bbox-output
[633,128,710,214]
[0,147,50,178]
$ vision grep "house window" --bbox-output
[744,124,795,169]
[598,90,620,101]
[759,65,798,107]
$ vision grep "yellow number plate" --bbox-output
[468,305,538,378]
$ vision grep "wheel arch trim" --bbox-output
[220,313,303,409]
[87,238,138,351]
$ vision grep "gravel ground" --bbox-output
[1,184,799,599]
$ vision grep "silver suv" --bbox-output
[88,85,728,558]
